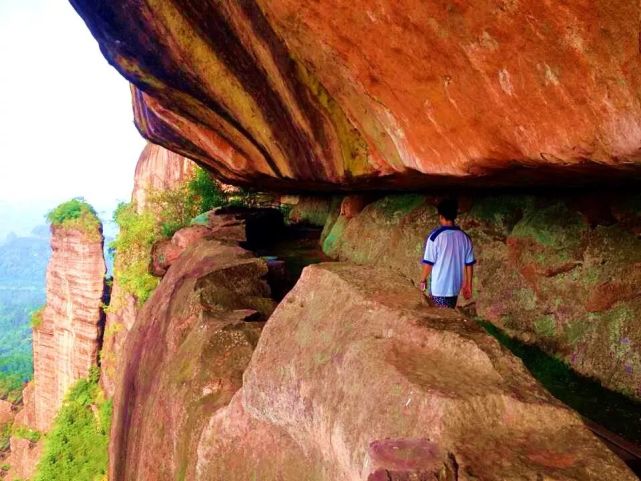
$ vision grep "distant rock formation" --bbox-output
[132,142,194,212]
[70,0,641,189]
[5,384,41,481]
[6,215,106,479]
[32,224,106,431]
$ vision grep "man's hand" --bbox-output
[463,264,474,300]
[419,264,432,294]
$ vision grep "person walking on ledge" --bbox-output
[419,198,475,308]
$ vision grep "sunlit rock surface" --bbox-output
[32,225,106,432]
[109,256,634,480]
[5,223,106,479]
[70,0,641,189]
[109,239,274,481]
[132,142,194,211]
[101,142,194,397]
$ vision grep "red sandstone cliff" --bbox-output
[132,142,194,211]
[70,0,641,189]
[32,225,106,431]
[6,222,106,480]
[101,142,195,397]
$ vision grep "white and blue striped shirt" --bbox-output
[422,226,476,297]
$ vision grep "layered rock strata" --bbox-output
[320,192,641,400]
[31,225,106,432]
[108,252,634,479]
[70,0,641,189]
[132,142,194,211]
[6,222,107,480]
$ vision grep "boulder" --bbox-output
[197,263,634,480]
[340,195,371,219]
[108,254,634,479]
[286,196,336,227]
[171,225,213,249]
[151,208,286,277]
[109,239,276,481]
[150,239,184,277]
[321,193,641,401]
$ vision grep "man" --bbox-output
[419,198,475,308]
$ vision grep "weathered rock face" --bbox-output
[5,383,41,481]
[100,281,137,398]
[151,207,286,276]
[31,225,107,431]
[101,142,195,397]
[283,195,337,227]
[132,142,194,211]
[320,192,641,400]
[5,224,106,479]
[109,254,634,479]
[109,239,275,481]
[70,0,641,189]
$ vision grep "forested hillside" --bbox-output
[0,229,49,401]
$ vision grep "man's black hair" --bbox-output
[437,198,458,221]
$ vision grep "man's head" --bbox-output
[437,198,458,225]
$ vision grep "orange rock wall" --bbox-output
[70,0,641,189]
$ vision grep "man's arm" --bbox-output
[420,235,436,292]
[462,264,473,299]
[419,263,432,292]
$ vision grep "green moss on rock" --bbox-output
[373,194,426,217]
[511,202,587,249]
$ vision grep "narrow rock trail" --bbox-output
[107,210,636,480]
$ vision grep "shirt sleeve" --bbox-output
[465,237,476,266]
[422,237,437,265]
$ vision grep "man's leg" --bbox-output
[430,295,458,308]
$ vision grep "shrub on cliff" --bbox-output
[46,198,101,241]
[187,167,227,213]
[110,202,159,304]
[147,183,200,238]
[29,306,43,329]
[110,168,263,305]
[33,368,111,481]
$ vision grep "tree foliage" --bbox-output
[110,203,159,305]
[110,167,230,304]
[33,368,111,481]
[46,198,101,241]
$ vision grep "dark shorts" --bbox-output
[430,295,458,308]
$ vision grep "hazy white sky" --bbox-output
[0,0,145,212]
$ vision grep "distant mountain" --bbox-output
[0,201,50,241]
[0,230,50,288]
